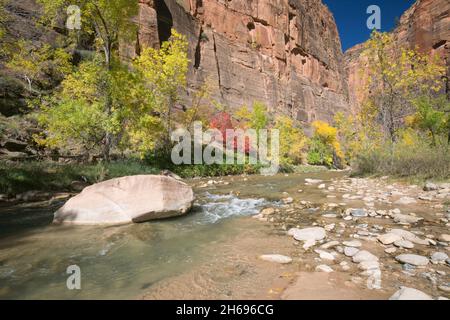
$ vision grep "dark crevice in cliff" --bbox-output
[212,33,223,97]
[194,27,203,69]
[155,0,173,44]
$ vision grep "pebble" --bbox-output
[358,260,380,271]
[350,208,368,217]
[395,254,429,266]
[260,208,276,216]
[393,213,423,224]
[259,254,293,264]
[438,234,450,242]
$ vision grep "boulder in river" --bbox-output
[53,175,195,225]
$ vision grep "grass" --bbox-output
[0,159,331,196]
[351,142,450,183]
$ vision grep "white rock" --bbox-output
[359,260,380,271]
[389,287,433,300]
[318,184,326,189]
[315,265,333,273]
[378,233,402,245]
[390,229,429,245]
[395,254,429,266]
[292,227,326,242]
[259,254,292,264]
[385,247,397,254]
[260,208,276,216]
[53,175,194,225]
[352,250,379,263]
[315,250,335,261]
[431,252,449,263]
[393,240,415,249]
[344,247,360,257]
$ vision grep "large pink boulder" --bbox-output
[54,175,194,225]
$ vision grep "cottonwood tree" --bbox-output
[36,0,139,161]
[362,31,446,142]
[133,30,189,157]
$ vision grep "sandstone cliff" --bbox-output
[131,0,350,126]
[345,0,450,110]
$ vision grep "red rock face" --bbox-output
[133,0,350,127]
[345,0,450,110]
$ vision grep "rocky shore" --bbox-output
[252,176,450,300]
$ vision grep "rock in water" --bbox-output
[53,175,195,225]
[395,254,429,266]
[259,254,292,264]
[389,287,433,300]
[291,227,326,242]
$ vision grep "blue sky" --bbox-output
[322,0,416,52]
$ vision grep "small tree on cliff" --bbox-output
[362,31,446,142]
[36,0,138,161]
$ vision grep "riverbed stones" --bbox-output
[321,241,340,249]
[390,229,429,245]
[389,287,433,300]
[438,234,450,242]
[359,260,380,271]
[305,179,323,184]
[349,208,368,217]
[259,254,292,264]
[315,249,335,261]
[53,175,195,225]
[395,254,429,266]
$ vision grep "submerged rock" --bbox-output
[290,227,326,242]
[259,254,292,264]
[315,264,333,273]
[54,175,195,225]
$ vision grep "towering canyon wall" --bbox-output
[131,0,350,126]
[345,0,450,110]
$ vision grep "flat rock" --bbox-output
[305,179,323,184]
[350,208,368,217]
[291,227,326,242]
[395,254,429,266]
[378,233,402,245]
[431,252,449,263]
[359,261,380,271]
[438,234,450,242]
[53,175,194,225]
[393,240,415,249]
[389,287,433,300]
[321,241,340,249]
[315,249,335,261]
[390,229,429,245]
[393,213,423,224]
[352,250,379,263]
[259,254,292,264]
[260,208,276,216]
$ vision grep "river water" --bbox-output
[0,172,344,299]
